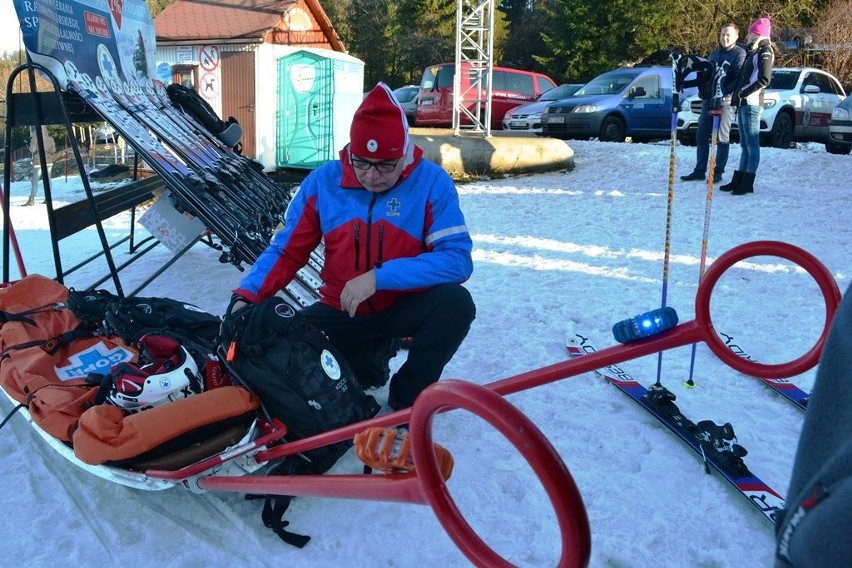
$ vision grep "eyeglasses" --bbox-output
[351,155,400,173]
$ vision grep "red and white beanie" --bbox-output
[349,82,409,160]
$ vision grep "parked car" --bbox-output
[502,83,584,133]
[826,95,852,154]
[416,62,557,130]
[677,67,846,148]
[542,67,673,142]
[393,85,419,126]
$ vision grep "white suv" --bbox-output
[676,67,846,148]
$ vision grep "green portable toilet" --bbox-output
[276,49,364,169]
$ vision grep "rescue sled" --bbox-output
[0,273,595,566]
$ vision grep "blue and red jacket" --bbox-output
[234,145,473,314]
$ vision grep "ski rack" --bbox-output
[2,59,174,297]
[1,59,323,304]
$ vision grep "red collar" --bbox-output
[339,144,423,189]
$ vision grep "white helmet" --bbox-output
[107,335,200,413]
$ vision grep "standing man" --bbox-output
[25,125,56,207]
[721,16,774,195]
[681,23,746,184]
[231,83,476,410]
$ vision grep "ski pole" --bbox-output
[654,50,682,387]
[686,62,728,387]
[686,106,721,387]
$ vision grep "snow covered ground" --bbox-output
[1,138,849,567]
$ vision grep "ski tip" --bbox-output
[564,323,577,346]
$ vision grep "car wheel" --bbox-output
[599,116,626,142]
[768,112,794,148]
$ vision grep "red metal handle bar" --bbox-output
[201,380,591,568]
[410,380,591,568]
[199,469,426,504]
[489,239,841,397]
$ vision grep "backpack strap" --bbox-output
[0,301,67,328]
[0,402,26,433]
[245,456,315,548]
[260,495,310,548]
[0,311,37,327]
[0,323,92,359]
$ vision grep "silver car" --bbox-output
[393,85,419,126]
[826,95,852,155]
[503,83,584,134]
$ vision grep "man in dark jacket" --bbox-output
[231,83,476,410]
[681,23,746,184]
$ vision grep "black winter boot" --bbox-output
[719,170,742,192]
[680,171,705,181]
[731,172,755,195]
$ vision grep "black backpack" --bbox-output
[675,53,716,100]
[218,297,381,547]
[66,290,224,372]
[165,83,243,147]
[218,297,380,472]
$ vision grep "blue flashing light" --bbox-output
[612,307,679,344]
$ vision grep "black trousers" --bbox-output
[301,283,476,408]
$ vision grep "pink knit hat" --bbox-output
[349,82,409,160]
[748,17,771,37]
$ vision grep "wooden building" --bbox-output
[154,0,363,167]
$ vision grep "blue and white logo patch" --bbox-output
[54,342,135,381]
[367,139,378,152]
[321,349,342,380]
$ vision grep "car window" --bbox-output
[539,84,577,101]
[394,88,417,103]
[576,73,639,96]
[536,76,555,95]
[813,73,843,95]
[770,69,801,90]
[494,71,535,96]
[631,75,661,98]
[420,66,438,89]
[437,66,455,89]
[801,72,820,91]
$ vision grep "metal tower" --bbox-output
[453,0,496,136]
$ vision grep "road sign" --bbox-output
[199,45,220,71]
[200,72,218,100]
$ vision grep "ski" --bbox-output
[565,327,785,525]
[63,66,320,307]
[717,330,809,411]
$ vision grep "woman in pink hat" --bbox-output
[720,16,775,196]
